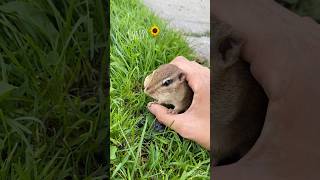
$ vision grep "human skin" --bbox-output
[213,0,320,179]
[147,56,210,150]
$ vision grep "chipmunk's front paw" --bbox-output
[167,109,177,114]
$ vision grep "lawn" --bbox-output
[0,0,107,179]
[110,0,210,179]
[276,0,320,23]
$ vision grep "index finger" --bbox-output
[170,56,206,91]
[170,56,199,76]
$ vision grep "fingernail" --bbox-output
[147,102,153,108]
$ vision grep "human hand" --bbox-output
[147,56,210,150]
[212,0,320,179]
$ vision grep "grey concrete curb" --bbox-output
[143,0,210,62]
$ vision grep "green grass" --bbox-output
[110,0,210,179]
[276,0,320,22]
[0,0,107,179]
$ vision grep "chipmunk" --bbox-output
[212,18,268,166]
[144,64,193,114]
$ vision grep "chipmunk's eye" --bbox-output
[162,79,173,86]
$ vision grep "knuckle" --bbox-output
[174,56,186,62]
[190,61,198,65]
[176,55,185,59]
[302,16,315,23]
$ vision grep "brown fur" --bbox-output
[144,64,193,113]
[212,18,268,166]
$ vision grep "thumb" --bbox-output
[147,102,182,131]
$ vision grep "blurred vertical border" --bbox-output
[0,0,110,179]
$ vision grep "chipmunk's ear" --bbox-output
[215,34,243,68]
[178,72,186,82]
[212,18,244,68]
